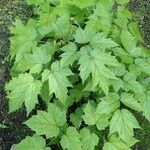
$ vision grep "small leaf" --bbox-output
[142,91,150,122]
[135,58,150,75]
[90,33,118,50]
[123,72,145,94]
[129,22,143,42]
[16,45,51,74]
[120,29,141,57]
[74,27,95,44]
[112,78,124,92]
[68,0,97,9]
[80,128,99,150]
[13,135,51,150]
[60,127,82,150]
[83,102,109,130]
[70,108,83,129]
[115,0,129,5]
[40,82,50,105]
[25,103,66,138]
[103,134,131,150]
[87,2,113,34]
[60,42,78,68]
[52,15,73,39]
[0,124,7,128]
[120,92,142,112]
[97,93,120,115]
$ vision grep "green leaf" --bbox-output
[26,0,45,6]
[112,47,133,64]
[129,22,143,42]
[90,33,118,50]
[120,29,136,50]
[123,72,145,94]
[13,135,51,150]
[16,45,51,74]
[6,73,42,114]
[87,2,113,34]
[70,108,83,129]
[79,47,119,95]
[40,82,50,104]
[60,42,78,68]
[115,7,132,29]
[142,91,150,122]
[74,27,95,44]
[80,128,99,150]
[99,0,115,10]
[10,19,37,60]
[42,62,73,103]
[97,93,120,115]
[6,0,149,148]
[52,15,73,40]
[135,58,150,75]
[0,124,7,128]
[112,64,127,76]
[25,103,66,138]
[60,127,82,150]
[115,0,129,5]
[67,0,97,9]
[110,109,140,142]
[128,63,142,76]
[83,102,109,130]
[112,78,124,92]
[103,134,131,150]
[122,136,139,147]
[120,29,141,57]
[120,92,142,112]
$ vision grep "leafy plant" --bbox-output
[6,0,150,149]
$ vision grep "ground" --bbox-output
[0,0,149,149]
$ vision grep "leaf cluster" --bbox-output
[5,0,150,149]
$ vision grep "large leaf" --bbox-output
[13,135,50,150]
[42,62,73,103]
[6,73,42,114]
[25,103,66,138]
[110,109,140,142]
[79,47,119,95]
[60,127,82,150]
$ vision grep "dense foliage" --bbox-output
[5,0,150,149]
